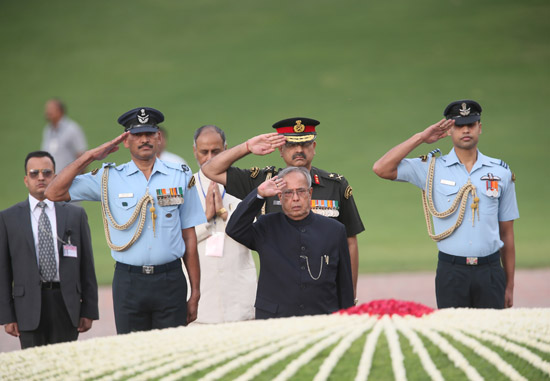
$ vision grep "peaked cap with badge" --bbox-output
[118,107,164,134]
[272,117,319,143]
[443,100,482,126]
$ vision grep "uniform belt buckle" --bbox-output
[142,265,155,274]
[466,257,478,265]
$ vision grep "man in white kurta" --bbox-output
[193,125,256,323]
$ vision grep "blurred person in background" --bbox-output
[41,98,87,172]
[158,126,188,166]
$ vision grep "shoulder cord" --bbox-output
[100,167,156,251]
[421,155,479,242]
[261,172,273,215]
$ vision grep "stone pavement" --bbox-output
[1,268,549,353]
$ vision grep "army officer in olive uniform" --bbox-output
[201,117,364,298]
[226,166,354,318]
[46,107,206,333]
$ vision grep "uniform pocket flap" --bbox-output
[254,296,278,314]
[434,184,459,196]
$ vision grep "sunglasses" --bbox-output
[28,169,54,179]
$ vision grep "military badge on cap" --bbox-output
[480,173,501,197]
[272,117,319,143]
[459,102,470,116]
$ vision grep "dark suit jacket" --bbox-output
[0,200,98,331]
[226,189,354,319]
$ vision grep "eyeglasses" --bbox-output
[281,188,309,199]
[27,169,54,179]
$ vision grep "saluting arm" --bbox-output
[46,132,130,201]
[372,119,454,180]
[201,132,286,186]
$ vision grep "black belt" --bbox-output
[41,281,61,289]
[438,251,500,266]
[116,258,182,275]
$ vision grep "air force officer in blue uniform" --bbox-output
[226,166,354,319]
[46,107,206,333]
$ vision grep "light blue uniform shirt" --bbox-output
[69,159,206,266]
[396,148,519,257]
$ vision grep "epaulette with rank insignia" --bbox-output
[420,148,441,162]
[263,165,276,174]
[250,166,260,178]
[328,172,344,181]
[499,160,509,170]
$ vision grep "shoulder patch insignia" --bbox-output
[187,176,196,189]
[344,185,353,199]
[181,164,190,172]
[328,173,344,181]
[250,166,260,178]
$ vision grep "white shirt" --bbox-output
[28,195,60,281]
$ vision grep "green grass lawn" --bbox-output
[1,0,548,284]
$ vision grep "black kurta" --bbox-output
[226,189,355,319]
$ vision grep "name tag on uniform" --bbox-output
[440,179,456,186]
[63,245,77,258]
[119,193,134,198]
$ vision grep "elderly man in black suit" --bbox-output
[0,151,98,349]
[226,166,354,319]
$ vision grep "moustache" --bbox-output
[139,143,153,149]
[292,153,306,160]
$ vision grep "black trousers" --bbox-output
[112,263,188,334]
[435,257,506,309]
[19,288,78,349]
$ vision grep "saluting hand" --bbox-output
[89,131,131,161]
[246,133,287,156]
[258,176,286,198]
[420,119,454,144]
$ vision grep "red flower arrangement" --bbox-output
[338,299,435,318]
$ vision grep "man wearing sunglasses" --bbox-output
[201,117,364,300]
[0,151,98,349]
[226,166,354,319]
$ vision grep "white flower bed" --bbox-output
[1,308,549,380]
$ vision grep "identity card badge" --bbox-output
[205,232,225,257]
[63,245,78,258]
